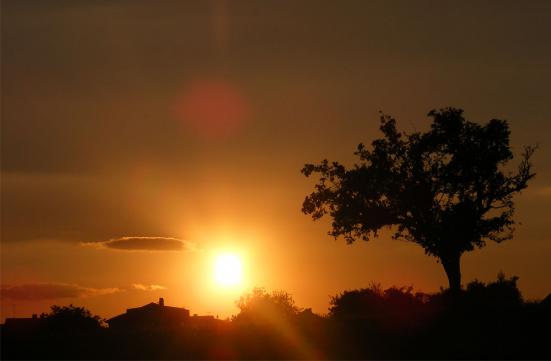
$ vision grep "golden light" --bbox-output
[214,253,243,287]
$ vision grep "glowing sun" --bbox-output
[214,253,243,287]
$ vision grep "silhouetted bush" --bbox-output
[542,292,551,308]
[463,272,523,310]
[329,283,428,325]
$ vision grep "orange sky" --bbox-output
[2,0,551,322]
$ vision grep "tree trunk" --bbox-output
[441,253,461,292]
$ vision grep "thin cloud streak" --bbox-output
[0,283,121,301]
[132,283,167,291]
[84,236,197,252]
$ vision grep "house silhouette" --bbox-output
[107,298,218,331]
[107,298,191,331]
[2,314,43,335]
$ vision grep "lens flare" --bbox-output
[174,78,250,139]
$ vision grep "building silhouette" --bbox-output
[107,297,191,331]
[2,314,43,334]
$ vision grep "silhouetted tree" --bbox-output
[233,288,300,323]
[231,288,306,358]
[302,108,536,291]
[40,304,104,333]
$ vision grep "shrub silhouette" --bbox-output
[462,272,523,310]
[329,284,427,325]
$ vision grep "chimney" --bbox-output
[159,297,164,307]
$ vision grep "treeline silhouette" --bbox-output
[2,274,550,360]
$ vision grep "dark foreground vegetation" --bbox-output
[2,274,550,360]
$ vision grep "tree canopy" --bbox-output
[302,108,535,290]
[233,287,300,324]
[40,304,104,332]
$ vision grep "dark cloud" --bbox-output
[95,236,195,251]
[0,283,121,301]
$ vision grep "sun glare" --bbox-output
[214,253,243,287]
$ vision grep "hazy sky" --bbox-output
[2,0,551,321]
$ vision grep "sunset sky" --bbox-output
[2,0,551,322]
